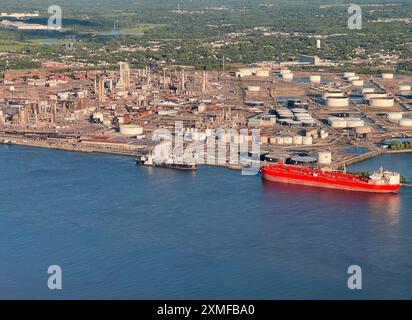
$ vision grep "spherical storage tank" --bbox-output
[387,112,403,122]
[119,124,144,136]
[399,118,412,127]
[318,151,332,165]
[369,97,394,108]
[326,97,349,108]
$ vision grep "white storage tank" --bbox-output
[282,73,294,81]
[247,86,260,92]
[362,88,375,94]
[344,72,356,79]
[119,124,144,136]
[398,85,411,91]
[352,80,364,87]
[363,92,388,100]
[318,151,332,165]
[238,68,256,76]
[276,137,285,145]
[309,75,321,83]
[293,136,303,145]
[381,73,394,79]
[369,97,395,108]
[256,69,270,77]
[328,117,348,128]
[326,97,349,108]
[260,136,268,144]
[283,137,293,144]
[323,91,344,99]
[387,112,403,122]
[399,118,412,127]
[280,69,291,75]
[302,136,313,145]
[355,126,372,135]
[346,118,365,128]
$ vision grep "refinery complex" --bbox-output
[1,59,412,170]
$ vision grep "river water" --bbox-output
[0,145,411,299]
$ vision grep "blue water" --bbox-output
[0,145,411,299]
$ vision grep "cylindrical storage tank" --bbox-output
[276,137,285,145]
[260,136,268,144]
[247,85,260,92]
[387,112,403,121]
[119,124,144,136]
[398,85,411,91]
[238,68,256,76]
[282,73,294,80]
[369,98,395,107]
[364,93,388,100]
[323,91,344,99]
[283,137,293,144]
[326,97,349,108]
[328,117,348,128]
[302,119,316,126]
[205,128,212,136]
[256,69,270,77]
[352,80,364,87]
[399,119,412,127]
[318,151,332,165]
[355,126,372,135]
[381,73,394,79]
[362,88,375,94]
[293,136,303,145]
[280,69,291,75]
[346,118,365,128]
[344,72,356,78]
[309,75,321,83]
[302,136,313,145]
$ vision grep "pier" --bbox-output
[327,149,384,170]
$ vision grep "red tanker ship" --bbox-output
[261,162,401,193]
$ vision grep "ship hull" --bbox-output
[262,168,400,193]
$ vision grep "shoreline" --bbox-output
[2,134,411,170]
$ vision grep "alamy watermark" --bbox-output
[47,265,62,290]
[151,122,261,175]
[48,5,62,30]
[348,4,362,30]
[347,265,362,290]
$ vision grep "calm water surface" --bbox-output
[0,145,411,299]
